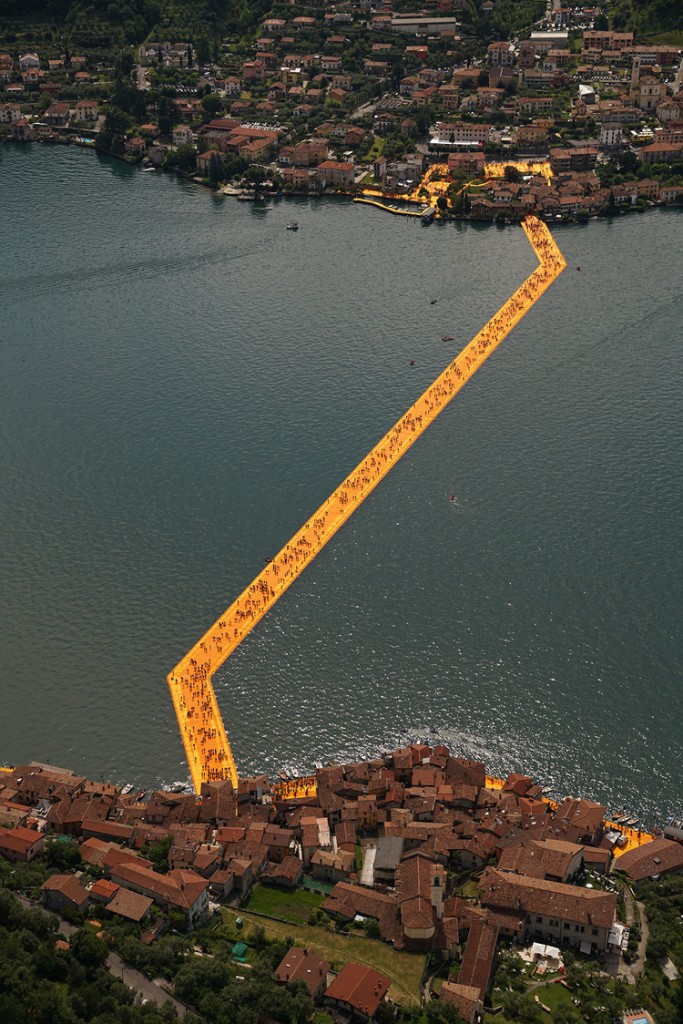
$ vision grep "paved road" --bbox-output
[359,842,377,887]
[17,895,188,1016]
[135,64,150,91]
[602,883,649,982]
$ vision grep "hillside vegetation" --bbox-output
[0,0,270,47]
[609,0,683,35]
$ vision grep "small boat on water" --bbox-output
[120,783,134,795]
[442,335,454,342]
[286,221,299,231]
[430,298,438,305]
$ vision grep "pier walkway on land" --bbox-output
[167,216,567,797]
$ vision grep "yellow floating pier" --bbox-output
[168,216,566,796]
[353,197,424,217]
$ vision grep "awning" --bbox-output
[580,940,592,954]
[531,942,561,959]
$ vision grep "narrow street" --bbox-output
[17,895,188,1016]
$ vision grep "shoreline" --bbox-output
[2,146,679,839]
[4,134,681,227]
[0,756,660,858]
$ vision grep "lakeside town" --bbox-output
[2,1,683,1021]
[2,4,683,220]
[1,746,682,1023]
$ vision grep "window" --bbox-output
[536,916,543,923]
[592,928,598,936]
[564,922,570,930]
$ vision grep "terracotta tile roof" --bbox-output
[322,881,394,921]
[262,856,304,883]
[90,879,120,901]
[617,838,683,881]
[458,917,499,996]
[326,963,390,1017]
[396,851,445,904]
[215,825,246,845]
[276,946,330,993]
[0,825,43,855]
[440,982,481,1024]
[106,887,154,921]
[498,838,583,880]
[80,837,111,866]
[480,867,615,929]
[311,848,354,873]
[401,895,434,930]
[335,820,356,846]
[102,847,152,873]
[445,757,486,789]
[82,819,134,841]
[109,863,208,911]
[41,873,89,907]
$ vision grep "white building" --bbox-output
[600,122,623,147]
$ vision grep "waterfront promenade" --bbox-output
[167,216,567,796]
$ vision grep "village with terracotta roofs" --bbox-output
[1,743,683,1023]
[1,0,683,222]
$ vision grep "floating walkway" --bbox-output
[353,197,424,217]
[168,216,566,796]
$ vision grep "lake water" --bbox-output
[1,143,681,823]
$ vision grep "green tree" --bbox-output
[202,92,223,117]
[196,36,211,65]
[208,152,224,186]
[157,94,176,136]
[45,838,82,871]
[142,834,173,873]
[174,144,196,171]
[70,928,109,970]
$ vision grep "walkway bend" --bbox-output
[167,216,567,795]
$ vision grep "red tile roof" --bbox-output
[41,873,89,907]
[480,867,615,929]
[276,946,330,994]
[106,887,154,921]
[617,838,683,881]
[326,963,390,1017]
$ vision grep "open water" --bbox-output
[1,144,681,823]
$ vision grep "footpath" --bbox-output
[167,216,567,795]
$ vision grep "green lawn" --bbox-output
[366,137,385,161]
[221,907,425,1006]
[533,980,576,1011]
[459,880,480,899]
[244,883,324,923]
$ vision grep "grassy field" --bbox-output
[221,907,425,1006]
[244,884,325,923]
[643,30,683,45]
